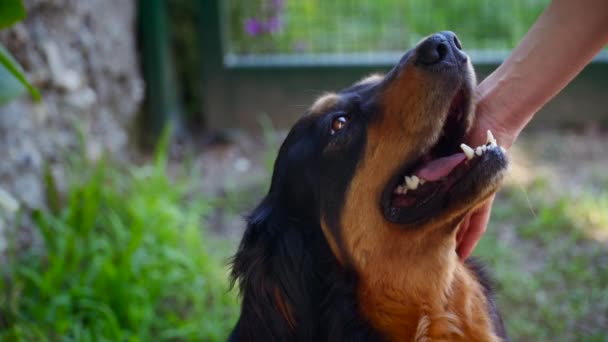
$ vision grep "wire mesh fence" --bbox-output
[222,0,554,66]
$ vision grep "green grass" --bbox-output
[0,141,238,341]
[476,183,608,341]
[228,0,549,54]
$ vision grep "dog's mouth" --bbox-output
[382,86,508,224]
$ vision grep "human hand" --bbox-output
[456,94,514,260]
[456,0,608,260]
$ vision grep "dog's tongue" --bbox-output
[415,153,466,181]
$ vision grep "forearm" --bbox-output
[472,0,608,147]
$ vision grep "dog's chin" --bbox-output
[380,81,508,226]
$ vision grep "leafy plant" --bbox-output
[0,0,40,104]
[0,136,239,341]
[0,0,25,28]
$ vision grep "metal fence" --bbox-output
[221,0,608,67]
[192,0,608,132]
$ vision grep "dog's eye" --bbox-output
[331,116,348,135]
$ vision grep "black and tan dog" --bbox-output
[229,31,509,341]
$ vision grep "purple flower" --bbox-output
[265,15,282,34]
[244,18,263,37]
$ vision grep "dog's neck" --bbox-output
[356,229,500,341]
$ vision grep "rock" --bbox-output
[0,0,143,252]
[0,186,20,214]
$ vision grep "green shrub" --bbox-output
[0,144,238,341]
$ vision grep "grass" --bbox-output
[0,137,238,341]
[476,182,608,341]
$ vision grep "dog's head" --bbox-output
[231,31,508,340]
[269,31,507,269]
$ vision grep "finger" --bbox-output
[456,214,471,245]
[457,195,495,260]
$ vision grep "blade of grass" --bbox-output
[0,44,40,102]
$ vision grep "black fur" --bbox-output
[228,205,383,341]
[466,258,509,341]
[229,104,385,341]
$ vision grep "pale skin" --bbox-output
[457,0,608,259]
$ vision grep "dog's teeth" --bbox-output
[394,185,405,194]
[500,146,506,153]
[419,178,426,185]
[487,130,497,145]
[481,145,487,152]
[405,175,419,190]
[475,146,483,156]
[460,143,475,160]
[412,175,420,189]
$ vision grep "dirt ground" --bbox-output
[188,127,608,242]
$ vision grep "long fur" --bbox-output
[229,196,383,341]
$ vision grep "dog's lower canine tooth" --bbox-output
[487,130,497,145]
[460,143,474,160]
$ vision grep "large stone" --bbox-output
[0,0,143,247]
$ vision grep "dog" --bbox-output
[229,31,509,341]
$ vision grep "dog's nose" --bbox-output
[416,31,467,66]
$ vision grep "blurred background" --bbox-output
[0,0,607,341]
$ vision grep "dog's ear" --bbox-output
[229,196,321,341]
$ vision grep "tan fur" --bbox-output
[274,287,296,331]
[310,92,340,116]
[319,55,502,341]
[320,220,346,265]
[354,73,385,86]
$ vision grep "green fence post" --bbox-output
[199,0,224,131]
[138,0,182,146]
